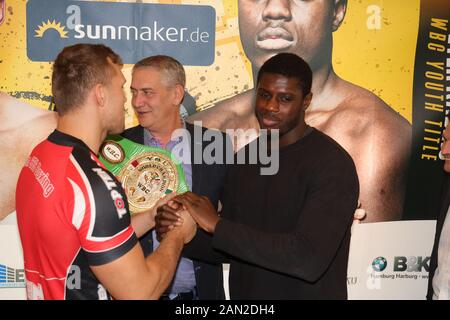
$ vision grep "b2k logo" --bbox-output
[393,256,430,272]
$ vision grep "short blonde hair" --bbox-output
[52,44,122,115]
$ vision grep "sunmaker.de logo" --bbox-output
[27,0,215,65]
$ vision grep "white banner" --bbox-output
[348,220,436,300]
[0,217,437,300]
[0,212,26,300]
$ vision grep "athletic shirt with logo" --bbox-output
[16,130,137,300]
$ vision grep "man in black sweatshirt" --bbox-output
[157,53,359,299]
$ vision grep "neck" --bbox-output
[308,65,342,112]
[57,108,105,154]
[146,114,183,147]
[279,122,309,148]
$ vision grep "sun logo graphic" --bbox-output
[34,19,69,38]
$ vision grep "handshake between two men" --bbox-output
[155,192,219,241]
[154,191,366,241]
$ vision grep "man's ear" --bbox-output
[302,92,313,111]
[332,0,347,32]
[172,84,185,106]
[94,83,105,108]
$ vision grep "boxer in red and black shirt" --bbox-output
[15,44,196,300]
[16,130,137,299]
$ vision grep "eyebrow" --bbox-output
[130,86,153,91]
[257,87,296,94]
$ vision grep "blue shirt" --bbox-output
[143,125,196,297]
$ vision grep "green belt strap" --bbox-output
[99,135,189,215]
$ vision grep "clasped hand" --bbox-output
[155,191,220,241]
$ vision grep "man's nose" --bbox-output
[265,98,279,113]
[442,140,450,156]
[262,0,292,22]
[132,92,143,108]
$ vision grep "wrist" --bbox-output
[162,228,185,247]
[208,216,220,233]
[147,208,156,228]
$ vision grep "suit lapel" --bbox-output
[187,122,203,194]
[121,125,145,145]
[137,125,145,144]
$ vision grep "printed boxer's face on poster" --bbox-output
[238,0,347,71]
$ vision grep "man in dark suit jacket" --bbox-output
[122,55,230,300]
[427,124,450,300]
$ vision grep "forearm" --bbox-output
[183,229,228,264]
[131,211,155,238]
[213,168,358,282]
[212,217,351,282]
[143,230,185,299]
[213,219,320,281]
[89,226,186,299]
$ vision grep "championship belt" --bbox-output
[99,135,189,215]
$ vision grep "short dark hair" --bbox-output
[256,53,312,95]
[133,55,186,88]
[52,43,123,115]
